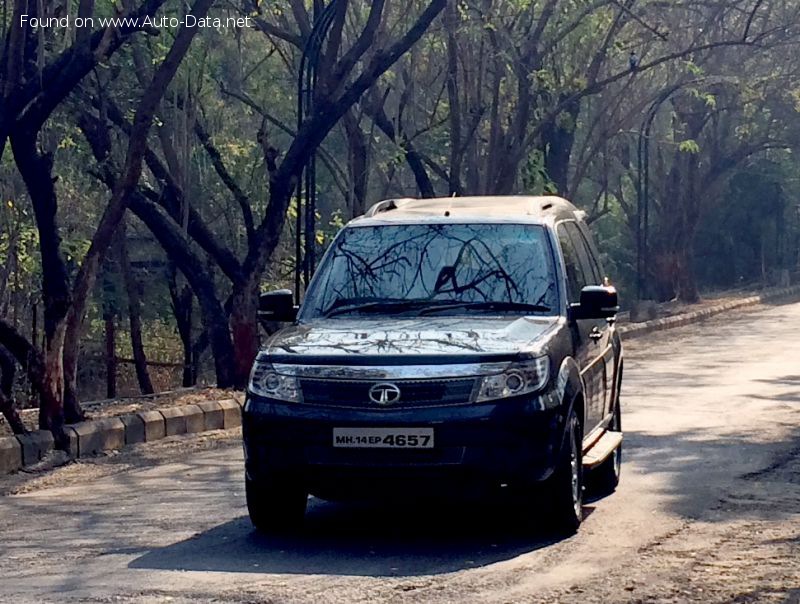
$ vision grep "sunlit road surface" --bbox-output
[1,302,800,603]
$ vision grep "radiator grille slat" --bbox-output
[299,378,477,408]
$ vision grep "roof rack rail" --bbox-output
[364,198,414,217]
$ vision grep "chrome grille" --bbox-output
[299,378,478,408]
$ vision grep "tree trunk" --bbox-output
[542,99,580,194]
[168,265,195,387]
[443,0,463,195]
[675,238,700,303]
[343,112,369,218]
[0,344,26,434]
[230,280,260,389]
[191,331,208,386]
[9,132,71,447]
[119,221,154,394]
[40,323,68,445]
[0,320,45,397]
[0,391,25,435]
[104,308,117,399]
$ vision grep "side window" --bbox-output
[575,222,605,284]
[557,224,588,304]
[564,222,600,287]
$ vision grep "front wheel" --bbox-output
[547,408,583,534]
[246,474,308,534]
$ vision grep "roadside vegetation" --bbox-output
[2,0,800,447]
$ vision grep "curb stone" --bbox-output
[184,405,205,434]
[0,436,22,473]
[160,406,188,437]
[196,401,224,430]
[137,410,167,442]
[618,284,800,340]
[16,430,54,466]
[2,395,246,475]
[218,399,243,429]
[64,426,79,458]
[71,418,125,457]
[120,414,146,445]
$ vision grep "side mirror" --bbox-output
[571,285,619,320]
[258,289,297,323]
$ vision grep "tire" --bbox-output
[246,474,308,534]
[591,398,622,496]
[547,408,583,534]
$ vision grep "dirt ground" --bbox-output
[0,427,242,496]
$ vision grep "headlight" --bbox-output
[475,356,550,402]
[248,357,301,402]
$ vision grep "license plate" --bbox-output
[332,427,434,449]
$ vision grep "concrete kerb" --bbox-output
[0,436,23,473]
[16,430,54,466]
[71,418,125,457]
[619,284,800,340]
[196,401,224,431]
[137,410,167,442]
[120,414,146,445]
[218,399,243,429]
[160,406,188,437]
[64,426,79,458]
[184,405,205,434]
[2,393,249,475]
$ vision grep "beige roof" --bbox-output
[351,195,581,226]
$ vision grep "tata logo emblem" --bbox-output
[368,382,401,405]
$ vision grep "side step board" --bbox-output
[583,431,623,469]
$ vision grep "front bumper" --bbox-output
[242,393,565,499]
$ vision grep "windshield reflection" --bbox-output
[301,223,558,320]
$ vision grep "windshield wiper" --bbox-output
[322,298,550,318]
[322,298,440,318]
[419,301,551,315]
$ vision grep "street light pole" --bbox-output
[295,0,341,301]
[636,103,657,300]
[636,83,686,300]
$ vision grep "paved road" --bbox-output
[2,302,800,603]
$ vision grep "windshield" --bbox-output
[300,223,559,320]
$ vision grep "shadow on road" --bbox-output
[129,497,581,577]
[623,422,800,520]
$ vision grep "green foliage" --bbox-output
[678,139,701,154]
[522,149,558,195]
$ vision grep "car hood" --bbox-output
[265,316,561,364]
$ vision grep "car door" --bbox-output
[561,221,609,434]
[575,221,619,422]
[556,222,603,433]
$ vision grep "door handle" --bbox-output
[589,327,603,341]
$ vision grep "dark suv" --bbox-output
[244,196,623,533]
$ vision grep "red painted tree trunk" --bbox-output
[230,282,260,389]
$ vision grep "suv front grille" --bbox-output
[298,378,478,409]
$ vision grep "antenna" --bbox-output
[445,191,457,216]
